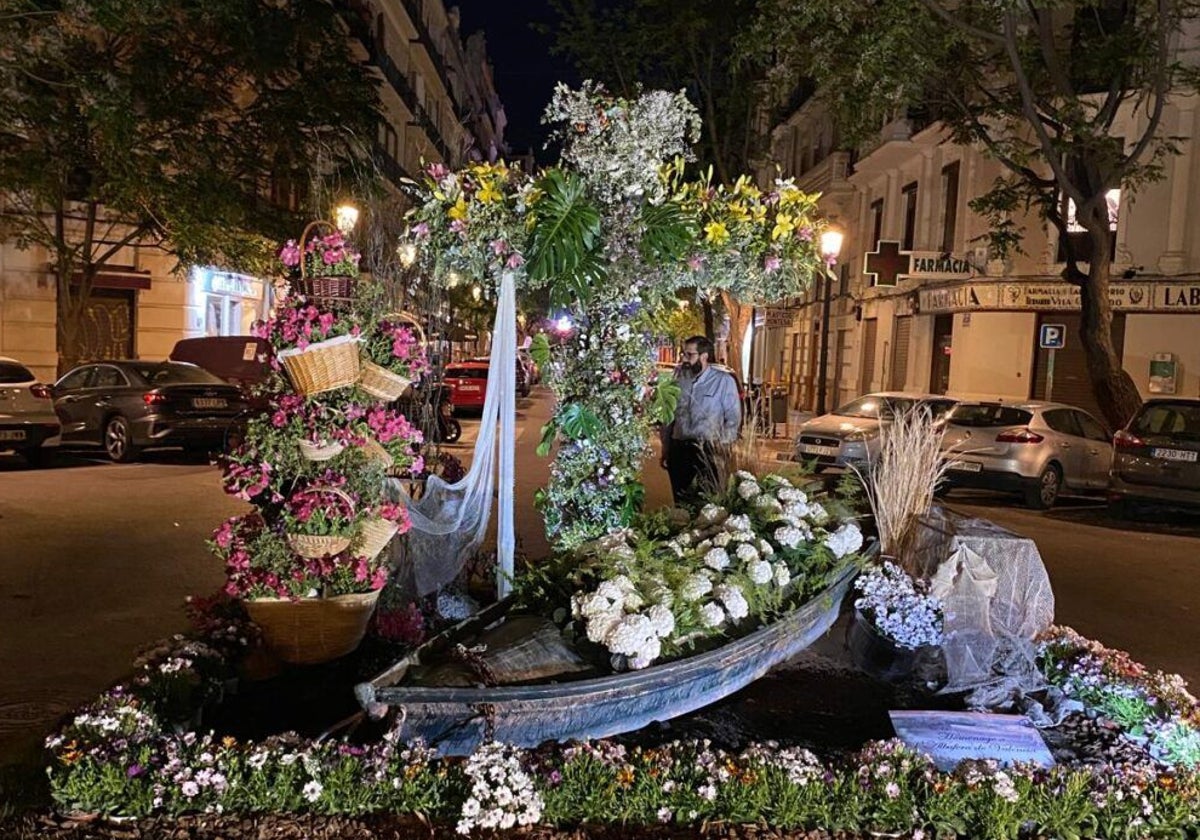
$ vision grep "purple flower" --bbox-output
[127,764,145,778]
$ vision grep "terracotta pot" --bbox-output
[243,591,380,665]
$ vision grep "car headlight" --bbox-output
[843,429,879,443]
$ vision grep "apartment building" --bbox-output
[0,0,506,382]
[754,93,1200,425]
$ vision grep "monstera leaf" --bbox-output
[529,332,551,370]
[649,372,681,425]
[526,169,605,305]
[557,402,603,440]
[639,199,698,265]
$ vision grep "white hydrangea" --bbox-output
[754,494,784,514]
[712,531,732,548]
[698,503,727,525]
[748,559,773,585]
[735,542,760,563]
[648,604,676,638]
[783,500,811,520]
[628,637,662,670]
[774,526,805,549]
[757,539,775,557]
[704,547,731,571]
[715,583,749,620]
[737,480,761,499]
[681,573,713,602]
[605,614,655,656]
[776,487,807,503]
[695,539,712,554]
[826,522,864,558]
[774,562,792,587]
[665,540,685,557]
[584,610,623,644]
[734,470,757,482]
[724,514,753,533]
[807,502,828,524]
[699,601,726,628]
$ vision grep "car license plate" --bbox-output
[1152,447,1198,463]
[192,398,228,409]
[947,460,982,472]
[798,443,839,457]
[458,385,481,392]
[0,430,27,441]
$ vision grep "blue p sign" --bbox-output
[1039,324,1066,350]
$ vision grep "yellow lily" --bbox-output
[448,197,469,221]
[477,180,502,204]
[704,220,730,245]
[772,212,795,241]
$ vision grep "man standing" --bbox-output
[659,335,742,505]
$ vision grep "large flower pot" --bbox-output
[847,609,923,683]
[243,591,380,665]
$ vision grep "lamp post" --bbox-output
[814,228,844,416]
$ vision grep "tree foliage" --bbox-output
[748,0,1200,426]
[0,0,381,369]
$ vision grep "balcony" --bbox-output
[399,0,465,116]
[851,107,937,177]
[796,151,853,196]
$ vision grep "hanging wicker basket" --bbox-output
[298,439,346,462]
[358,360,412,401]
[357,517,400,561]
[278,335,361,396]
[360,436,394,470]
[244,590,380,665]
[289,274,357,307]
[358,311,426,401]
[285,485,357,559]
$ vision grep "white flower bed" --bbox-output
[567,472,864,670]
[853,561,944,649]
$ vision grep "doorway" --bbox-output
[929,314,953,394]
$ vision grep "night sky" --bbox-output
[452,1,581,162]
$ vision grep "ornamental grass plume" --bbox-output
[851,405,952,573]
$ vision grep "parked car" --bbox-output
[794,392,958,470]
[939,401,1113,509]
[1109,398,1200,514]
[170,336,273,394]
[442,360,490,411]
[52,360,248,462]
[0,356,61,467]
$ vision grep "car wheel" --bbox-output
[104,415,140,463]
[1024,464,1061,510]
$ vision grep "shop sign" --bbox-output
[1001,282,1151,311]
[906,251,974,280]
[205,272,257,298]
[864,241,974,287]
[918,284,999,313]
[763,307,796,328]
[1156,283,1200,311]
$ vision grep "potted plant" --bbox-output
[848,559,945,681]
[280,230,362,304]
[281,482,359,559]
[358,315,429,401]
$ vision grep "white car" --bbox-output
[794,391,958,470]
[0,356,61,466]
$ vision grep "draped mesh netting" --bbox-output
[390,272,517,598]
[912,509,1056,709]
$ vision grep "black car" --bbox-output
[53,361,248,462]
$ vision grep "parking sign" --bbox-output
[1039,324,1066,350]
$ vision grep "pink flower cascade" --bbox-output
[278,233,360,274]
[256,300,357,353]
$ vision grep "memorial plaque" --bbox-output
[889,711,1055,772]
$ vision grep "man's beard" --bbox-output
[687,360,703,376]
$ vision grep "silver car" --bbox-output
[0,356,62,467]
[940,401,1113,509]
[1109,398,1200,513]
[794,392,958,470]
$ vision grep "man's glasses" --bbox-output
[681,351,700,359]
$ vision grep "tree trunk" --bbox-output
[722,291,751,381]
[702,298,715,343]
[1079,229,1143,430]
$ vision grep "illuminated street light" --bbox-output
[816,226,844,415]
[820,228,844,262]
[334,203,359,234]
[397,241,418,268]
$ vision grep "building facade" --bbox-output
[0,0,506,382]
[754,92,1200,426]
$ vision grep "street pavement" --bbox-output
[0,387,1197,772]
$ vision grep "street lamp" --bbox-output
[397,241,418,268]
[814,227,844,416]
[334,203,359,235]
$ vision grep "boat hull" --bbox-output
[356,565,857,755]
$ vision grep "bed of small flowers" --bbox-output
[521,471,865,671]
[1039,626,1200,770]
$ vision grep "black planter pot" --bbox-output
[846,609,924,683]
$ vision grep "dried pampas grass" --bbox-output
[851,405,951,571]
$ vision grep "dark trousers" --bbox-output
[667,439,721,506]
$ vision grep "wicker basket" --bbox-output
[298,439,345,462]
[244,590,380,665]
[285,485,356,559]
[358,360,412,401]
[357,517,399,561]
[360,436,394,469]
[278,335,361,396]
[289,274,357,306]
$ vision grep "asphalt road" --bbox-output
[0,387,1197,770]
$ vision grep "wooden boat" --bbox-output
[354,561,862,756]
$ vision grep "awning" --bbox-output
[69,268,153,290]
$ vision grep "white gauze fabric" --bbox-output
[391,271,517,597]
